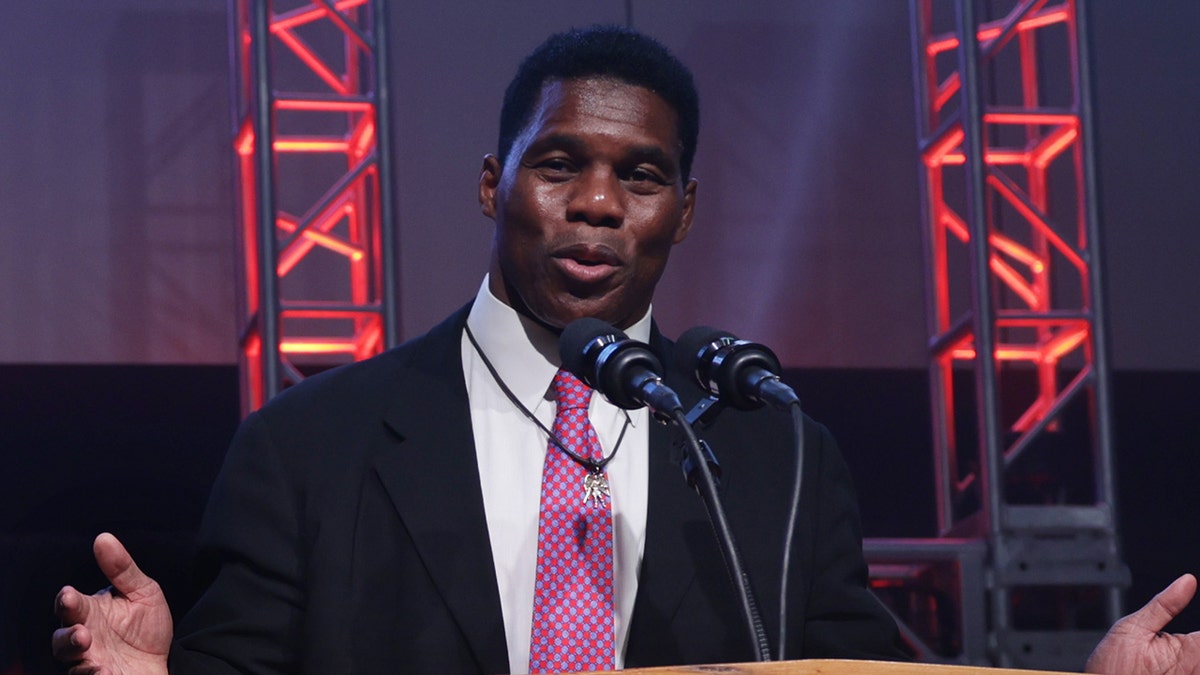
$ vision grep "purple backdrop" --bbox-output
[0,1,1196,370]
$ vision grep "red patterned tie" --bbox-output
[528,369,616,673]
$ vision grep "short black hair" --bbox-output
[498,25,700,179]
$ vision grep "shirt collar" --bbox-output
[465,275,653,415]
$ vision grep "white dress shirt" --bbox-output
[461,277,650,674]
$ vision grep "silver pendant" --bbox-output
[583,471,610,508]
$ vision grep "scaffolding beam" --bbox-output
[228,0,397,414]
[868,0,1127,669]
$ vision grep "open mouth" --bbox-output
[553,244,622,284]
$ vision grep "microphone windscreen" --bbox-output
[559,317,626,380]
[674,325,735,377]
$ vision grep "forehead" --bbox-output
[516,77,682,158]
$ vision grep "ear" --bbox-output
[673,177,698,244]
[479,154,502,219]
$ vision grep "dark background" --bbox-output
[2,1,1197,672]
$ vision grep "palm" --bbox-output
[54,533,173,675]
[1088,574,1200,675]
[81,585,172,672]
[1142,634,1200,675]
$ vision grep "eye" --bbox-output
[624,166,668,193]
[535,156,577,180]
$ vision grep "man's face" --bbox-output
[479,77,697,331]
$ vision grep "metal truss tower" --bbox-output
[867,0,1128,669]
[229,0,397,414]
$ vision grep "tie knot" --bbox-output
[552,368,592,411]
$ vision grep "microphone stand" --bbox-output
[672,399,772,662]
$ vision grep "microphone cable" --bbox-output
[776,399,805,661]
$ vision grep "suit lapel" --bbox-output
[631,421,702,607]
[371,307,510,674]
[360,313,709,670]
[626,329,707,662]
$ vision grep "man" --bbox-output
[53,25,1200,675]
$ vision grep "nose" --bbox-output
[566,168,624,227]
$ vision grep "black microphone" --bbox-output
[675,326,799,411]
[559,317,683,418]
[562,321,772,660]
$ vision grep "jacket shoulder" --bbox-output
[254,303,471,419]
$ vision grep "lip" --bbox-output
[552,243,623,284]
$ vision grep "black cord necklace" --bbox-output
[465,323,628,507]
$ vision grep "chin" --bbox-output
[527,290,631,331]
[532,307,606,333]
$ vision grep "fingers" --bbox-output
[1126,573,1198,633]
[51,623,92,661]
[93,532,155,600]
[1156,574,1198,620]
[56,585,90,625]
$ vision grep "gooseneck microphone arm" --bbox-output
[669,405,773,662]
[559,318,772,662]
[676,326,806,660]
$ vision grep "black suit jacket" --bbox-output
[171,305,905,673]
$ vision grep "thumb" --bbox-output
[1126,573,1198,633]
[93,532,157,600]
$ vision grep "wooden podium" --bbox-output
[598,660,1075,674]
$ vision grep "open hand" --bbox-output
[1087,573,1200,674]
[52,533,173,675]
